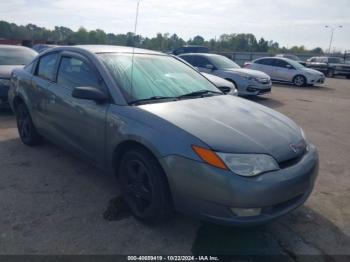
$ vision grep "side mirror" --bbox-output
[72,86,108,103]
[286,64,293,69]
[205,64,215,70]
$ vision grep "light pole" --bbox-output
[325,25,343,54]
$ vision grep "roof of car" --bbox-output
[58,45,163,55]
[179,53,219,57]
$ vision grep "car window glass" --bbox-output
[193,56,212,67]
[180,56,193,64]
[274,59,289,68]
[57,57,100,89]
[36,53,59,81]
[256,58,273,66]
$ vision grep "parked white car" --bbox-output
[245,57,325,87]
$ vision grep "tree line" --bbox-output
[0,20,324,54]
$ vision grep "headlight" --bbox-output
[0,78,10,86]
[242,75,254,81]
[217,153,279,177]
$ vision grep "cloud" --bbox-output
[0,0,349,50]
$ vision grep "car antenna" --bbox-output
[130,0,142,99]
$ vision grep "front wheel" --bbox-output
[118,147,172,224]
[15,103,41,146]
[293,75,307,87]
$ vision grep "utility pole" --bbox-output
[325,25,343,54]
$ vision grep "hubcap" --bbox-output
[121,159,153,216]
[295,76,304,86]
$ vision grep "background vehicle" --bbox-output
[0,45,37,108]
[9,45,318,226]
[275,54,306,66]
[245,57,325,87]
[201,72,238,96]
[305,56,350,78]
[179,53,271,96]
[171,45,210,55]
[32,44,58,53]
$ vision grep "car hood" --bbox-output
[223,68,270,79]
[140,95,304,163]
[0,65,23,79]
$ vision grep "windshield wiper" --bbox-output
[178,90,222,99]
[129,96,178,105]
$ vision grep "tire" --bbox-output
[15,103,41,146]
[293,75,306,87]
[327,70,334,78]
[118,147,172,223]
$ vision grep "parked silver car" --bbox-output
[201,72,238,96]
[179,53,272,96]
[245,57,325,87]
[9,45,319,226]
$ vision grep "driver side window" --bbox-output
[57,57,100,90]
[192,56,212,68]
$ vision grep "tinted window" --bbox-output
[37,53,59,81]
[255,58,274,66]
[180,55,194,64]
[57,57,99,89]
[192,56,212,67]
[274,59,289,68]
[328,57,344,64]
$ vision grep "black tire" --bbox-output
[118,147,172,223]
[293,75,306,87]
[15,103,41,146]
[327,70,335,78]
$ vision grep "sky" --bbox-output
[1,0,349,51]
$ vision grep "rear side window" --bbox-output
[57,57,100,89]
[255,58,274,66]
[274,59,289,68]
[36,53,59,81]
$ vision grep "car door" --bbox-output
[30,52,60,135]
[46,52,109,165]
[273,59,295,82]
[251,58,275,78]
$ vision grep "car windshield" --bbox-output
[0,48,37,65]
[209,55,241,69]
[98,53,221,103]
[328,57,344,64]
[287,59,305,69]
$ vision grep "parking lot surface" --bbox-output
[0,78,349,259]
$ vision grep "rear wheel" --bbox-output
[293,75,306,87]
[15,103,41,146]
[118,147,172,223]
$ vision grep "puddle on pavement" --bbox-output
[103,196,131,221]
[191,223,286,258]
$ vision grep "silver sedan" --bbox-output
[245,57,325,87]
[179,53,272,96]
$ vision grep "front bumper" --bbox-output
[307,76,325,85]
[161,144,319,226]
[239,80,272,96]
